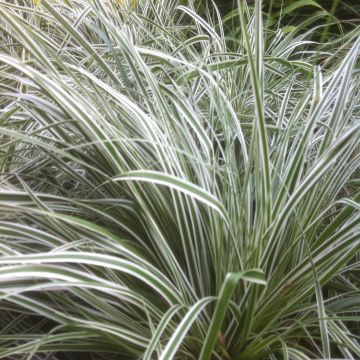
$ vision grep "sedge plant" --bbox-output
[0,0,359,359]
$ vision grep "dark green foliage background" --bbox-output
[212,0,360,19]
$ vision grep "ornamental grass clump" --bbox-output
[0,0,359,359]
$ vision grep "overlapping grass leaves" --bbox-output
[0,0,359,359]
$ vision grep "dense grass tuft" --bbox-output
[0,1,359,359]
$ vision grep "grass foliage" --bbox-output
[0,0,359,359]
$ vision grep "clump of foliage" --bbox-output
[0,0,359,359]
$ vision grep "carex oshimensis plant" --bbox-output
[0,0,359,359]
